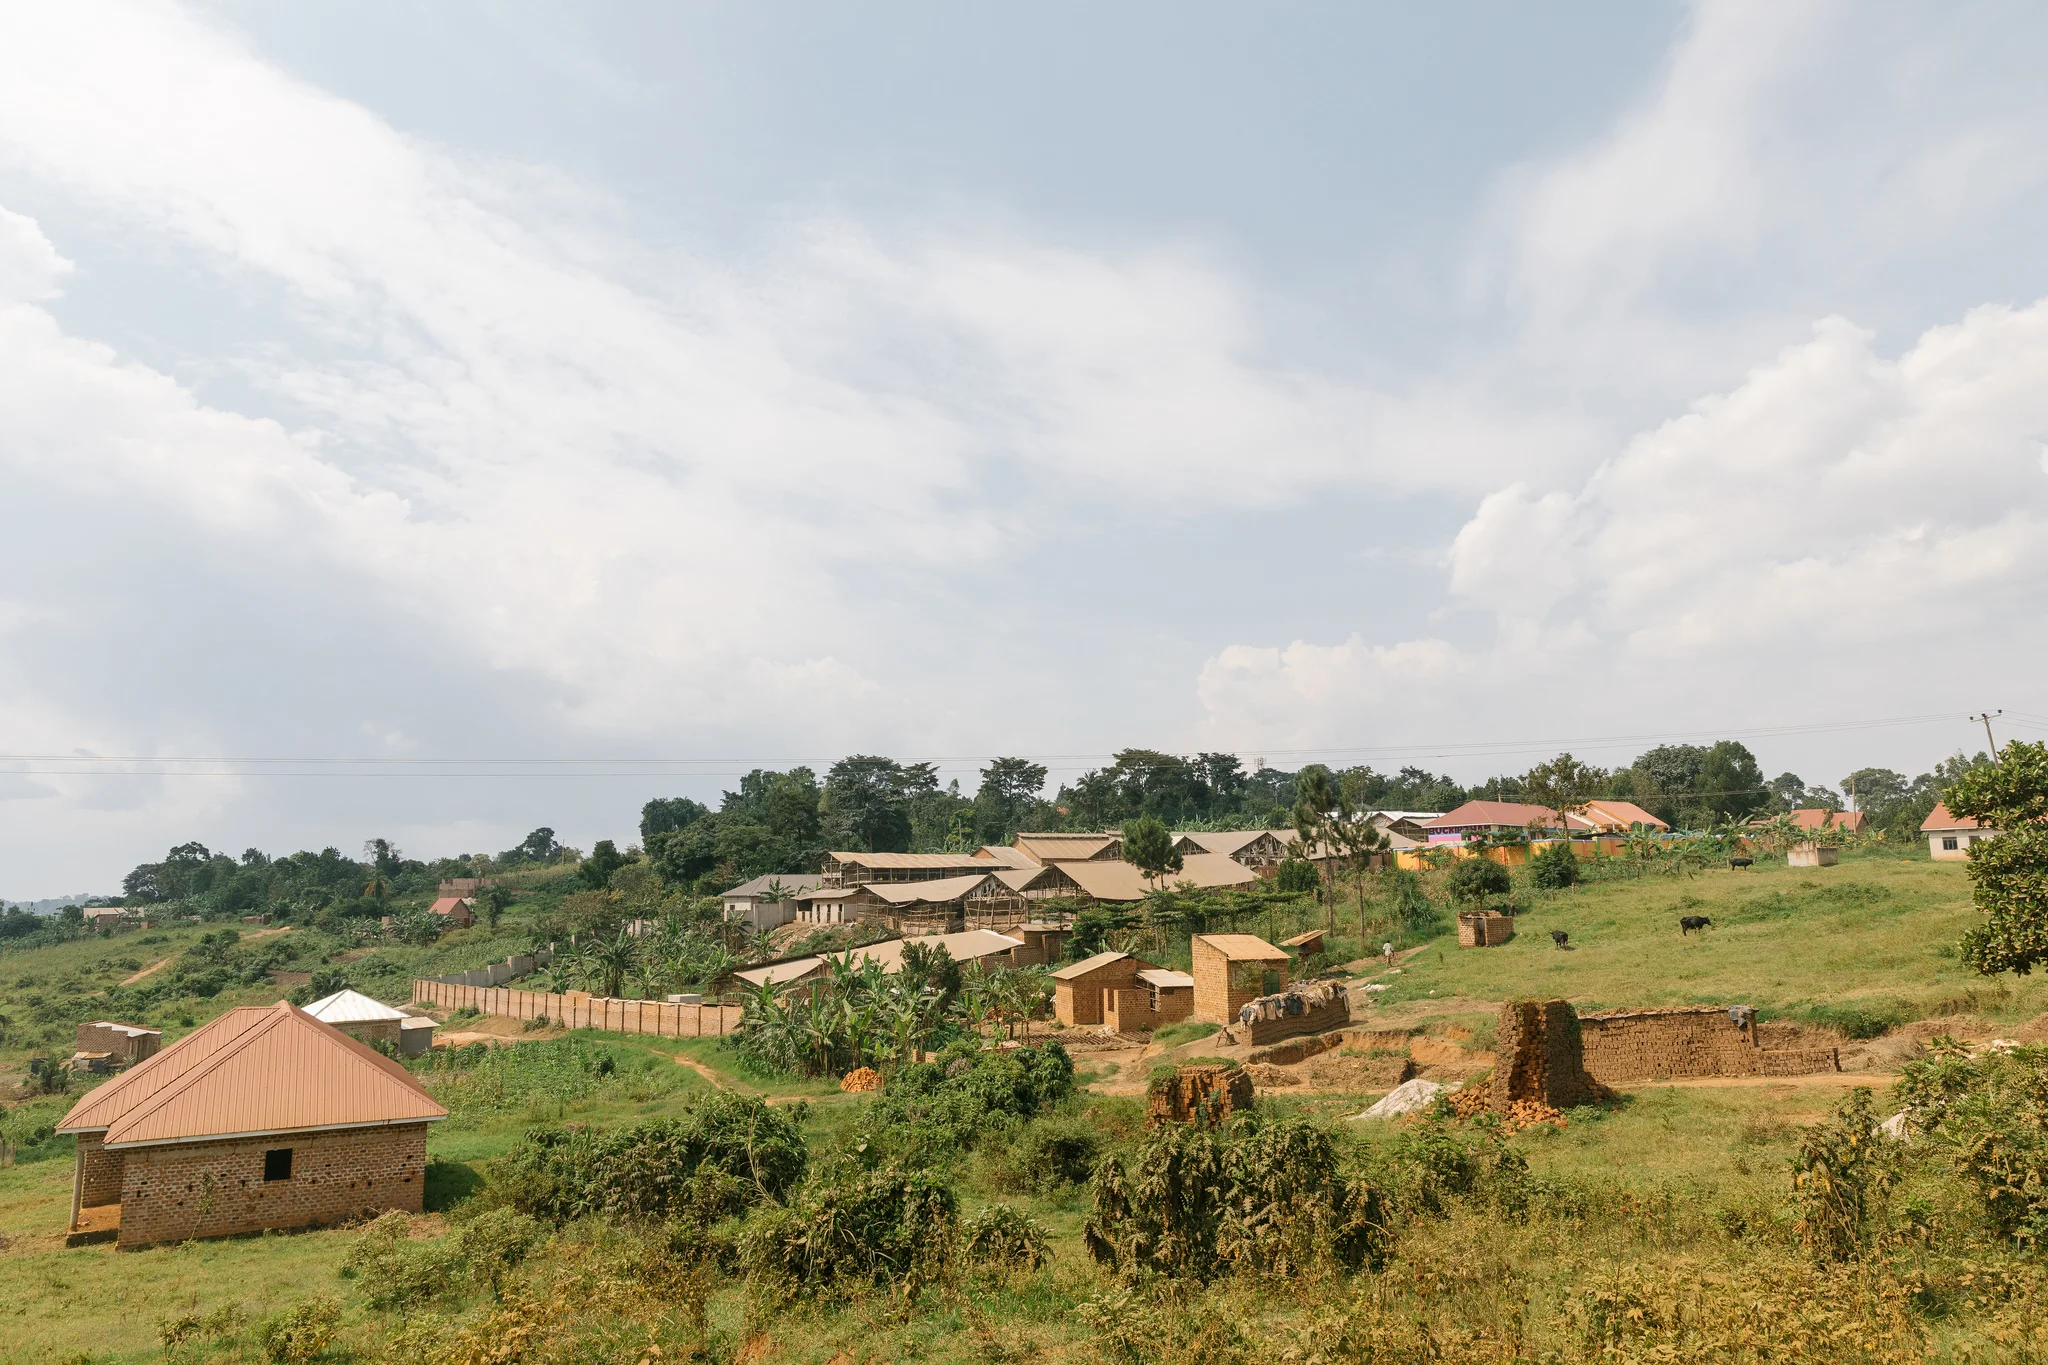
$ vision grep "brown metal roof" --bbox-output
[1051,951,1143,981]
[825,851,995,870]
[60,1001,445,1148]
[1193,932,1290,961]
[862,873,999,905]
[1055,852,1260,902]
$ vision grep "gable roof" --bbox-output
[862,873,1000,905]
[1171,830,1291,859]
[1581,800,1671,831]
[992,862,1083,894]
[845,929,1024,972]
[824,851,995,872]
[1427,801,1595,832]
[1193,932,1290,962]
[1055,853,1260,902]
[428,897,473,916]
[1136,968,1195,989]
[972,845,1039,868]
[1051,950,1137,981]
[59,1001,445,1148]
[1013,833,1122,864]
[721,873,826,899]
[1922,802,1989,832]
[733,957,833,989]
[303,989,409,1024]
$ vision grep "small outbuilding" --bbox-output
[428,897,476,929]
[75,1022,162,1069]
[303,989,410,1049]
[1190,933,1291,1024]
[57,1001,446,1249]
[721,873,825,934]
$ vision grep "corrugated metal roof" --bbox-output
[1055,852,1260,902]
[1194,933,1290,961]
[721,873,826,898]
[1922,802,1986,832]
[862,873,997,905]
[1136,968,1195,988]
[304,989,409,1024]
[846,929,1023,972]
[60,1002,445,1147]
[1014,834,1121,864]
[428,897,474,915]
[826,852,996,870]
[973,845,1039,867]
[1427,801,1597,831]
[1172,830,1279,858]
[1051,950,1134,981]
[734,958,831,988]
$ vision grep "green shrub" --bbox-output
[962,1203,1051,1270]
[256,1297,342,1365]
[339,1212,460,1311]
[490,1092,806,1223]
[1529,842,1580,890]
[1789,1087,1895,1262]
[856,1041,1075,1160]
[1274,859,1321,895]
[1446,858,1512,904]
[740,1168,959,1298]
[993,1112,1101,1193]
[1086,1115,1388,1282]
[454,1206,542,1299]
[1150,1020,1220,1047]
[158,1303,245,1354]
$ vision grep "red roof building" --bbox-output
[1788,808,1866,833]
[1922,802,1995,861]
[57,1001,445,1248]
[1426,801,1598,836]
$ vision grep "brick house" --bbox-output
[1052,951,1151,1027]
[302,988,409,1050]
[428,896,476,929]
[57,1001,447,1249]
[1190,933,1291,1024]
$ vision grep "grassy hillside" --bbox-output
[1370,851,2027,1035]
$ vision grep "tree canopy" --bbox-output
[1953,742,2048,977]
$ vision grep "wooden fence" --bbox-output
[412,979,743,1038]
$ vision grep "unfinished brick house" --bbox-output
[74,1021,161,1070]
[1190,933,1290,1024]
[1052,951,1151,1027]
[57,1000,446,1249]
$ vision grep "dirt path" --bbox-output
[674,1054,730,1089]
[1620,1071,1899,1091]
[120,958,173,986]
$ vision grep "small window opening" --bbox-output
[1943,837,1959,851]
[263,1148,293,1182]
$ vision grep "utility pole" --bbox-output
[1972,711,2004,763]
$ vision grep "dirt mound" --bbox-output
[839,1067,883,1093]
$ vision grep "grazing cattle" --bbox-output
[1729,856,1754,869]
[1680,915,1712,935]
[1550,929,1570,948]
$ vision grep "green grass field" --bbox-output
[1369,851,2034,1034]
[0,850,2037,1363]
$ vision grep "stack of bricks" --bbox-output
[1578,1005,1839,1083]
[116,1123,430,1249]
[1145,1064,1254,1128]
[1491,1000,1608,1115]
[1457,911,1514,947]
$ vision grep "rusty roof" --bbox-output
[59,1001,445,1148]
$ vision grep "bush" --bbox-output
[857,1041,1075,1160]
[1274,859,1321,895]
[454,1206,542,1299]
[1446,858,1513,904]
[740,1168,959,1298]
[490,1092,806,1223]
[1529,842,1580,890]
[340,1212,460,1312]
[962,1203,1051,1270]
[993,1113,1101,1193]
[256,1297,342,1365]
[1086,1115,1388,1282]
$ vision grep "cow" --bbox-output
[1550,929,1570,948]
[1680,915,1712,935]
[1729,856,1754,869]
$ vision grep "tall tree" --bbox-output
[1521,753,1608,835]
[1951,742,2048,976]
[640,796,710,843]
[1293,767,1341,927]
[821,756,916,852]
[1121,816,1184,889]
[1694,741,1767,823]
[975,757,1050,843]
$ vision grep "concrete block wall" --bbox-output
[117,1122,429,1249]
[412,980,741,1037]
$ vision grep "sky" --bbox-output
[3,0,2047,897]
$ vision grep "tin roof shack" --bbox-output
[303,989,409,1050]
[1923,803,1995,861]
[1190,934,1291,1025]
[75,1022,161,1071]
[399,1015,439,1058]
[1009,922,1071,967]
[721,873,825,934]
[1051,951,1154,1028]
[57,1001,446,1249]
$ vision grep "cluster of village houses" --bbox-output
[46,796,1998,1254]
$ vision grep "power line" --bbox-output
[0,710,1975,778]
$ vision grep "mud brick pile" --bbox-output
[1491,1000,1609,1115]
[1578,1005,1839,1083]
[1145,1064,1255,1128]
[1457,911,1514,947]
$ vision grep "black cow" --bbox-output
[1680,915,1712,935]
[1729,856,1754,869]
[1550,929,1570,948]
